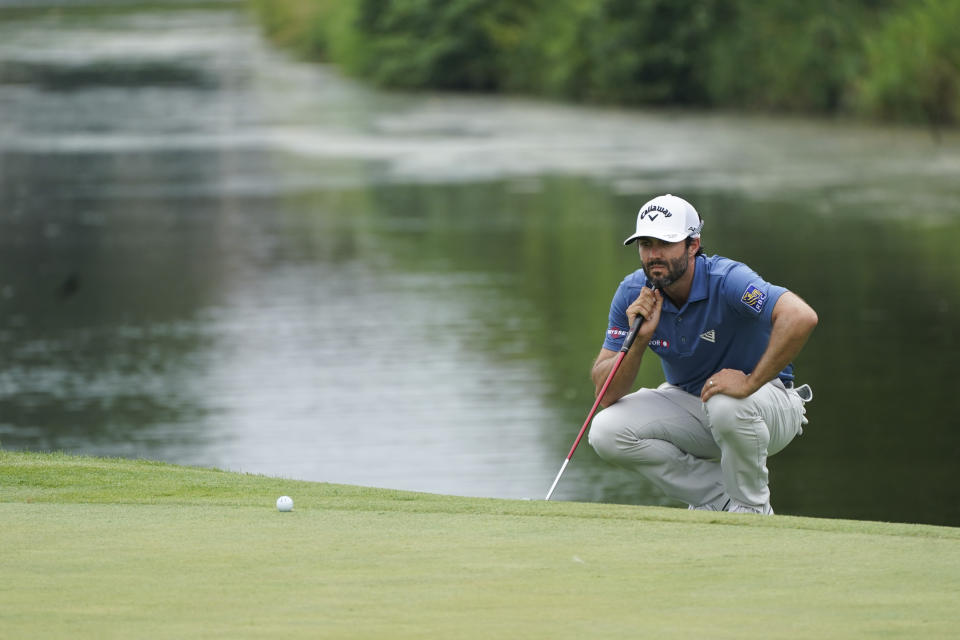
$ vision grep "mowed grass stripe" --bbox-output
[2,451,959,638]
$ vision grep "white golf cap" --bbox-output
[623,194,703,245]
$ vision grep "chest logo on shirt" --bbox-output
[740,285,767,314]
[699,330,716,343]
[649,339,670,349]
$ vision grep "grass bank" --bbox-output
[249,0,960,128]
[2,450,959,638]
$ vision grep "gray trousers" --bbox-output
[588,380,807,508]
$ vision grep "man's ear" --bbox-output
[688,237,701,256]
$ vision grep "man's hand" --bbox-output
[701,291,818,403]
[700,368,757,402]
[626,287,662,342]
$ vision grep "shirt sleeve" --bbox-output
[602,278,634,351]
[721,264,788,324]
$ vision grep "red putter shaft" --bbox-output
[544,305,649,501]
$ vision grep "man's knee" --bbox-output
[705,394,765,442]
[587,407,621,459]
[588,406,673,467]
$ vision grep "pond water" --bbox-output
[2,4,959,525]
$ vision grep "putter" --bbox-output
[544,295,651,501]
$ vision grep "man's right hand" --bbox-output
[626,287,662,342]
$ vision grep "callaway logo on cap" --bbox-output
[623,194,704,245]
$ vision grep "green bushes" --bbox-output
[855,0,960,125]
[704,1,874,112]
[514,0,724,105]
[249,0,336,59]
[249,0,960,126]
[344,0,540,90]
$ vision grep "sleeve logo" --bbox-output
[740,285,766,313]
[607,327,628,339]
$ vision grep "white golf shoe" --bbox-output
[728,499,774,515]
[688,494,732,511]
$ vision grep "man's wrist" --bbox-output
[745,372,768,395]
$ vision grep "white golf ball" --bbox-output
[276,496,293,512]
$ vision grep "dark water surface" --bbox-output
[2,5,959,526]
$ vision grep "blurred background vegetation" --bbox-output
[249,0,960,128]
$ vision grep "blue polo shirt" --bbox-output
[602,254,793,395]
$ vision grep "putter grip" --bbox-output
[620,313,645,352]
[620,284,656,352]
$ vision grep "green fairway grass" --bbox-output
[2,451,958,638]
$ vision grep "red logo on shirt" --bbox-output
[607,327,628,339]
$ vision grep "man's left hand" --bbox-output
[701,369,756,402]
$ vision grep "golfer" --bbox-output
[588,194,816,514]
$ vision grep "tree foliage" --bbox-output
[855,0,960,125]
[249,0,960,127]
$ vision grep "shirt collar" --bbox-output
[660,255,709,313]
[688,254,709,303]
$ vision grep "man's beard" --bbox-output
[642,254,688,288]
